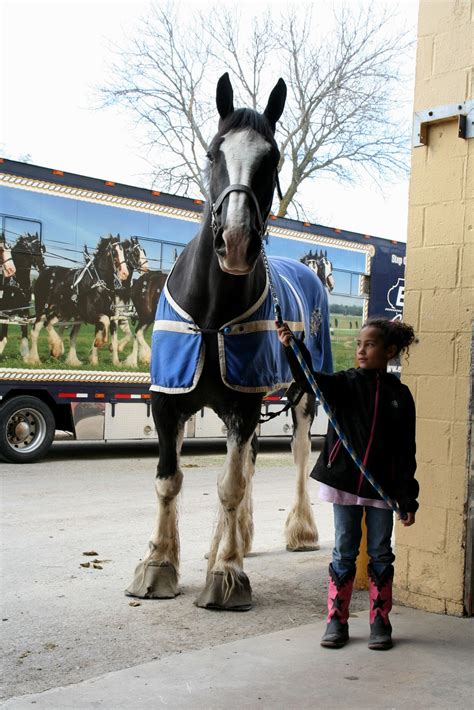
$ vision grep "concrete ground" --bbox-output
[1,438,473,708]
[3,605,473,710]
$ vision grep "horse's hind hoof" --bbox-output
[195,571,252,611]
[125,560,179,599]
[286,543,320,552]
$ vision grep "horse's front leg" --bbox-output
[126,395,185,599]
[20,324,29,360]
[285,392,319,551]
[0,324,8,355]
[196,404,260,611]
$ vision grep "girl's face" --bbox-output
[356,326,396,370]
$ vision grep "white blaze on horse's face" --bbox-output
[139,248,149,273]
[114,244,129,281]
[1,246,16,277]
[218,129,271,275]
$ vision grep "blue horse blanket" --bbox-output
[150,256,333,394]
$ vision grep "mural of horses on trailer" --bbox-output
[27,235,128,366]
[126,74,332,611]
[0,233,46,360]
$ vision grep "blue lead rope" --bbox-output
[261,244,404,518]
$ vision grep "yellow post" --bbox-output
[354,511,369,590]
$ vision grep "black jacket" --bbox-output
[286,342,419,513]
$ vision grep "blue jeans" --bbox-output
[332,504,395,578]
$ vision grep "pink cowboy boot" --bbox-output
[368,564,394,650]
[320,564,355,648]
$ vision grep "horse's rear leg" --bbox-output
[126,399,185,599]
[285,393,319,551]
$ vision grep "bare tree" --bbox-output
[101,2,413,218]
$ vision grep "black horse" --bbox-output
[27,235,128,366]
[124,269,167,367]
[127,74,332,611]
[0,233,46,360]
[110,236,149,366]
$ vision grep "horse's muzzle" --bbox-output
[216,227,260,275]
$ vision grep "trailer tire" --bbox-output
[0,396,55,463]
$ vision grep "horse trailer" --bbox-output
[0,159,406,463]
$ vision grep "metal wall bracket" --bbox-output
[412,100,474,147]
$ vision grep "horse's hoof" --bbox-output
[286,543,320,552]
[125,560,179,599]
[195,571,252,611]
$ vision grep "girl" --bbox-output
[277,317,418,651]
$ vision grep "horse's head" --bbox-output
[96,235,129,282]
[207,73,286,276]
[302,249,334,293]
[0,239,16,277]
[317,251,334,293]
[124,237,149,274]
[15,233,47,272]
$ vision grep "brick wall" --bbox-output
[394,0,473,615]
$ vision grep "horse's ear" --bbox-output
[264,79,287,131]
[216,73,234,121]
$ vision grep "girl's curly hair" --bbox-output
[362,317,416,357]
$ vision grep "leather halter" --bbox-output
[211,183,268,241]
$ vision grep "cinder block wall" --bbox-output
[394,0,473,615]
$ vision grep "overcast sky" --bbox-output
[1,0,420,242]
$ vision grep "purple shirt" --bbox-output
[318,482,391,510]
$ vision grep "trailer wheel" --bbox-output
[0,396,55,463]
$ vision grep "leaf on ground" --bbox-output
[129,600,141,607]
[82,550,98,556]
[80,562,91,568]
[92,564,103,570]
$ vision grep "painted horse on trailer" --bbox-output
[301,249,335,294]
[126,74,332,610]
[0,233,46,360]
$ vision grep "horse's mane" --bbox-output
[215,108,278,148]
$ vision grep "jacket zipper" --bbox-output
[357,373,380,495]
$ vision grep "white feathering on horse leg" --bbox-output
[150,471,183,570]
[94,315,110,348]
[137,328,151,364]
[285,394,319,551]
[210,436,248,576]
[238,437,256,557]
[20,337,29,360]
[66,324,82,367]
[24,316,45,364]
[46,316,64,359]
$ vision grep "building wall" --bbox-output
[394,0,473,615]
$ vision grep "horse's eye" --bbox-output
[206,152,214,164]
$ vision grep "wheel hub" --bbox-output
[14,419,32,442]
